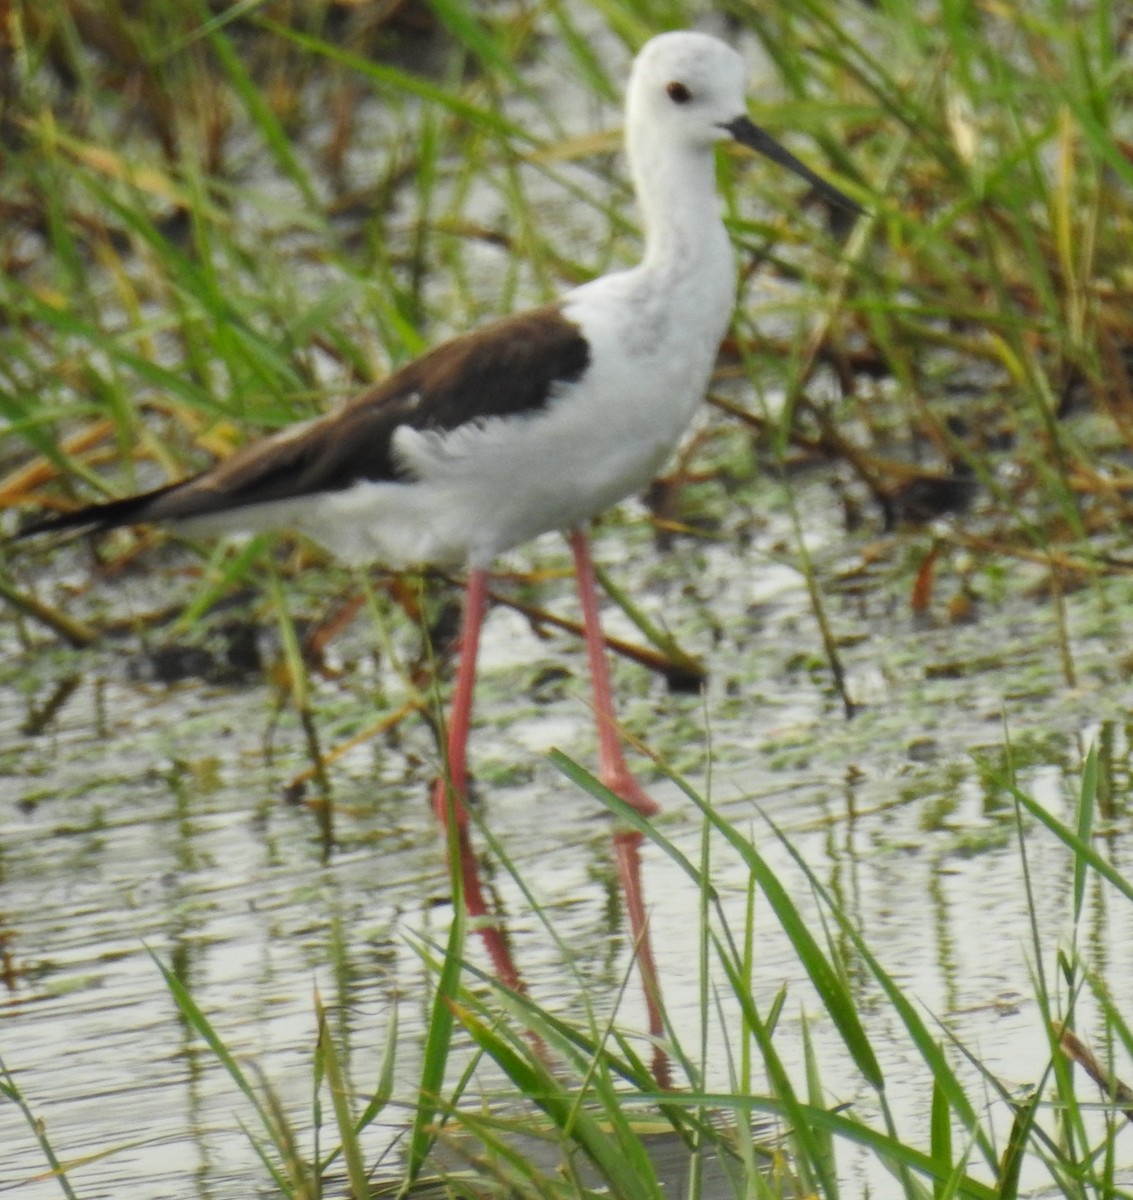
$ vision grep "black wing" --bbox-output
[17,305,589,540]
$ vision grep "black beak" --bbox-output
[723,115,863,217]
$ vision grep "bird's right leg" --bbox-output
[429,569,522,991]
[568,529,661,818]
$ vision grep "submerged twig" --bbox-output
[0,574,99,648]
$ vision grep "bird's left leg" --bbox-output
[432,567,488,829]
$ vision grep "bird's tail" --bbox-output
[14,479,191,541]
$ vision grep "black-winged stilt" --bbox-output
[17,31,859,1018]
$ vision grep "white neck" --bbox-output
[627,130,733,281]
[615,128,736,364]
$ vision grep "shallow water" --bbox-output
[3,467,1132,1197]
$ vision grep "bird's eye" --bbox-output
[666,81,692,105]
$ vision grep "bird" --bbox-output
[16,31,860,838]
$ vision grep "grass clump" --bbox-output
[3,0,1132,701]
[5,1,1132,572]
[9,744,1127,1198]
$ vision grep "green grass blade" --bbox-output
[1072,743,1098,925]
[930,1075,951,1200]
[207,23,321,212]
[711,928,840,1199]
[763,808,996,1169]
[404,833,467,1185]
[548,749,715,898]
[355,999,398,1133]
[258,19,534,144]
[175,536,269,632]
[425,0,523,86]
[699,805,884,1091]
[1008,774,1133,905]
[149,947,283,1156]
[315,989,370,1199]
[802,1010,839,1200]
[993,1095,1037,1200]
[0,1052,80,1200]
[454,1003,663,1200]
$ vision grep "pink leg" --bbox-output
[432,568,488,831]
[615,829,671,1089]
[569,530,669,1082]
[569,529,660,817]
[430,569,523,992]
